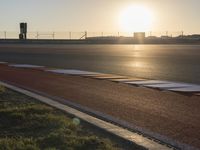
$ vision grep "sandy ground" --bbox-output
[0,64,200,149]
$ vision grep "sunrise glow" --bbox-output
[119,5,154,32]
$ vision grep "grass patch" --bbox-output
[0,86,145,150]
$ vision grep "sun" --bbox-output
[119,5,153,32]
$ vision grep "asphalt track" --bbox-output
[0,64,199,149]
[0,44,200,84]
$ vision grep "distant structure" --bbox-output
[19,22,27,40]
[134,32,145,40]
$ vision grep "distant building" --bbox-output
[134,32,145,40]
[19,22,27,40]
[187,34,200,40]
[146,36,157,39]
[161,35,172,39]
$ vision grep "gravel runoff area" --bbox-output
[0,64,199,149]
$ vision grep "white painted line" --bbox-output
[196,93,200,96]
[46,69,99,75]
[4,64,200,94]
[168,86,200,92]
[82,73,111,77]
[124,80,172,85]
[93,75,128,79]
[110,78,146,82]
[9,64,44,68]
[0,61,7,64]
[144,83,193,89]
[0,81,173,150]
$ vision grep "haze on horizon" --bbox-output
[0,0,200,34]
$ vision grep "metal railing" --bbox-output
[0,31,187,40]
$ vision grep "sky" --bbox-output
[0,0,200,34]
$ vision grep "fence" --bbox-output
[0,31,186,40]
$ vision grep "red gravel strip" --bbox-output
[0,64,200,149]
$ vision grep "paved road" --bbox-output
[0,64,199,149]
[0,44,200,84]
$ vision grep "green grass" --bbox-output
[0,86,145,150]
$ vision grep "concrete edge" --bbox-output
[0,80,173,150]
[5,81,199,150]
